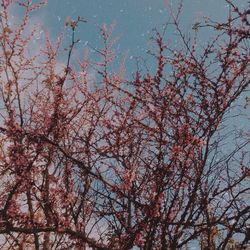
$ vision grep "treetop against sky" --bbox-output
[22,0,248,61]
[0,0,249,249]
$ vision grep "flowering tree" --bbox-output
[0,0,249,249]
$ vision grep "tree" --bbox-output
[0,0,249,249]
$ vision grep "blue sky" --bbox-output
[35,0,247,69]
